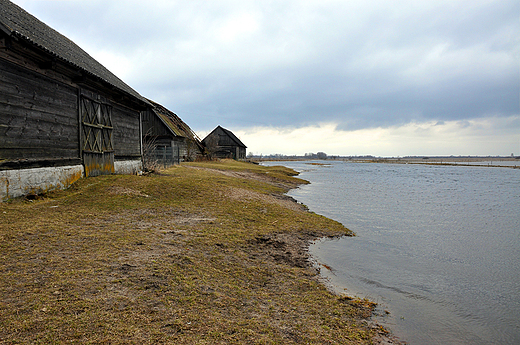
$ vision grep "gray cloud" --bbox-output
[12,0,520,135]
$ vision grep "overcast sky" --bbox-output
[11,0,520,156]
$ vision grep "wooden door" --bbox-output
[80,95,114,177]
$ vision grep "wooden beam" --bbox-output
[38,59,56,70]
[0,36,12,50]
[72,73,87,83]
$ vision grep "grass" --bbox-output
[0,160,387,344]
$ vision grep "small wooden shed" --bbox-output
[141,100,203,168]
[0,0,150,200]
[202,126,247,160]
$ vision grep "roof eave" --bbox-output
[152,109,185,138]
[0,21,11,37]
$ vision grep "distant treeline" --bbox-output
[249,154,519,161]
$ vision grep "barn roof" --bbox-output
[0,0,148,105]
[148,100,204,148]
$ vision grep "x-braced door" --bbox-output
[80,96,115,177]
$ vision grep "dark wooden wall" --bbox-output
[142,108,171,138]
[0,58,80,166]
[211,128,246,159]
[237,147,246,159]
[112,103,141,160]
[214,127,236,147]
[0,32,145,175]
[203,127,246,159]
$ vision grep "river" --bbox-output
[262,161,520,344]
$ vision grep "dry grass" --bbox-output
[0,160,394,344]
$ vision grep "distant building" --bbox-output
[141,100,204,168]
[202,126,247,160]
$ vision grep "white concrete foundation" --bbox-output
[0,165,84,201]
[1,160,143,201]
[114,160,143,175]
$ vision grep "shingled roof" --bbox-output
[148,99,204,151]
[0,0,148,104]
[148,100,200,140]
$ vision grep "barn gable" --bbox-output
[141,100,203,167]
[202,126,247,160]
[0,0,150,200]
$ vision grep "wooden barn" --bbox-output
[202,126,247,160]
[141,100,203,168]
[0,0,150,200]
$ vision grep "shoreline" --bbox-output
[257,157,520,169]
[200,162,406,344]
[358,158,520,169]
[268,158,520,344]
[0,160,404,344]
[263,162,406,345]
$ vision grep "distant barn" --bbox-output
[202,126,246,160]
[0,0,150,200]
[141,100,204,168]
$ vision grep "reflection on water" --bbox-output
[263,161,520,345]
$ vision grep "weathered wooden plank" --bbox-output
[0,109,77,131]
[112,104,141,157]
[79,87,110,104]
[141,109,174,137]
[0,157,83,171]
[0,147,79,161]
[0,146,78,154]
[0,61,78,107]
[0,96,77,120]
[0,109,77,130]
[83,152,114,177]
[0,82,77,107]
[0,90,77,126]
[81,122,113,130]
[0,88,77,117]
[0,59,80,164]
[1,55,146,168]
[0,112,78,142]
[1,131,76,148]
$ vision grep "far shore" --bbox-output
[256,156,520,168]
[359,157,520,168]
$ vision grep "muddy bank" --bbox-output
[198,162,405,344]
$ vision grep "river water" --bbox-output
[262,161,520,344]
